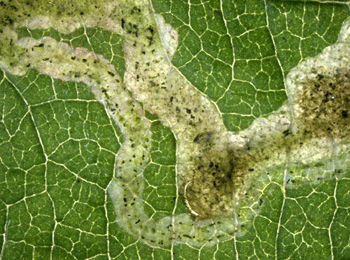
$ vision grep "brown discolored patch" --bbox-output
[296,68,350,139]
[184,146,257,220]
[185,148,235,219]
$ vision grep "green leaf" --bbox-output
[0,0,349,259]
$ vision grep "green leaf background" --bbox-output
[0,0,349,259]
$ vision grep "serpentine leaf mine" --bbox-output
[0,0,349,248]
